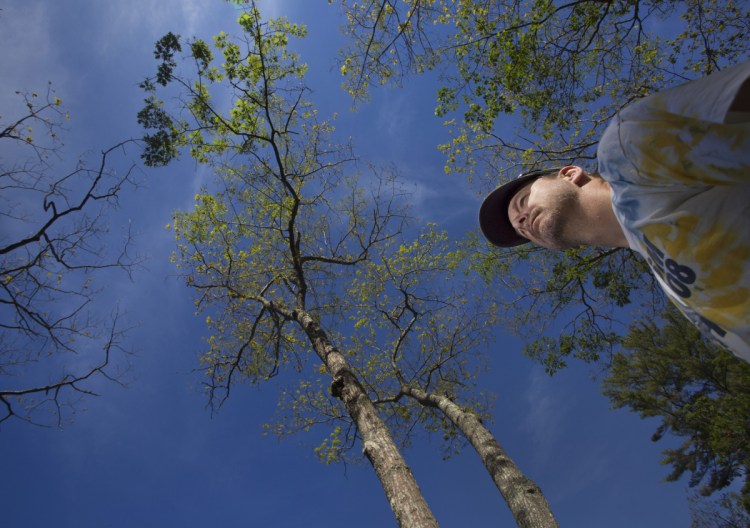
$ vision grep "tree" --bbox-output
[138,2,557,526]
[343,229,559,527]
[0,85,137,427]
[602,307,750,513]
[332,0,750,371]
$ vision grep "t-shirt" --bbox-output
[597,61,750,363]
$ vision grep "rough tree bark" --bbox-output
[294,307,440,528]
[402,386,559,528]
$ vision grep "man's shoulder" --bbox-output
[625,61,750,124]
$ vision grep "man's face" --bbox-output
[507,172,583,250]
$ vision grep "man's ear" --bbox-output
[559,165,588,187]
[729,78,750,113]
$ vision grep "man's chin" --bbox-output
[537,238,579,251]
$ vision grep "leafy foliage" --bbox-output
[466,237,661,373]
[603,307,750,512]
[336,0,750,171]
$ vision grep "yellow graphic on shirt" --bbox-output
[623,100,750,187]
[642,219,750,332]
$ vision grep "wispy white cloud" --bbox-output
[409,174,479,228]
[548,444,612,503]
[255,0,295,20]
[376,91,416,142]
[521,367,565,459]
[97,0,236,50]
[519,366,620,504]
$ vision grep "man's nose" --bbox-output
[512,212,527,230]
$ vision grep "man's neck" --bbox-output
[581,178,629,248]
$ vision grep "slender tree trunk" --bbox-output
[294,309,440,528]
[402,386,559,528]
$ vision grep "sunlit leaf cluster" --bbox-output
[335,0,750,175]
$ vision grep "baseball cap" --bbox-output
[478,168,560,247]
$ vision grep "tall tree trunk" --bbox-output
[295,309,440,528]
[402,386,559,528]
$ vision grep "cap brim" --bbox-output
[479,171,554,247]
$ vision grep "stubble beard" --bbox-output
[536,187,582,250]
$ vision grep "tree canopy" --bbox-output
[335,0,749,170]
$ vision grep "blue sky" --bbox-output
[0,1,698,526]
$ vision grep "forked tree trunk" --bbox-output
[402,386,559,528]
[295,309,440,528]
